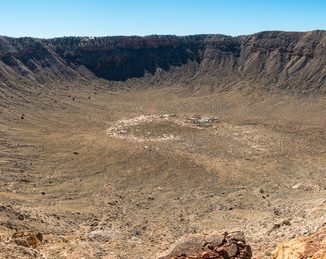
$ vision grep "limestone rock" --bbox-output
[273,227,326,259]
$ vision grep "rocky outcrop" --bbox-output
[272,227,326,259]
[157,231,252,259]
[12,232,43,248]
[0,31,325,93]
[0,36,79,83]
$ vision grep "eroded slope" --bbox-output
[0,31,325,93]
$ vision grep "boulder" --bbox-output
[157,231,252,259]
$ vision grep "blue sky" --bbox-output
[1,0,325,38]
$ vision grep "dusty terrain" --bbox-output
[0,31,325,258]
[0,81,325,258]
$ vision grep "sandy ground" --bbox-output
[0,83,325,258]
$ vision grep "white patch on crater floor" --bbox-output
[106,114,218,142]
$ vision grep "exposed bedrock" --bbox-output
[0,30,325,93]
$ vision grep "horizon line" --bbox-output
[0,29,325,40]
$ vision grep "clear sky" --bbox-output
[1,0,325,38]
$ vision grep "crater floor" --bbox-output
[0,85,325,258]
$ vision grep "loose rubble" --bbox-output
[184,114,219,127]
